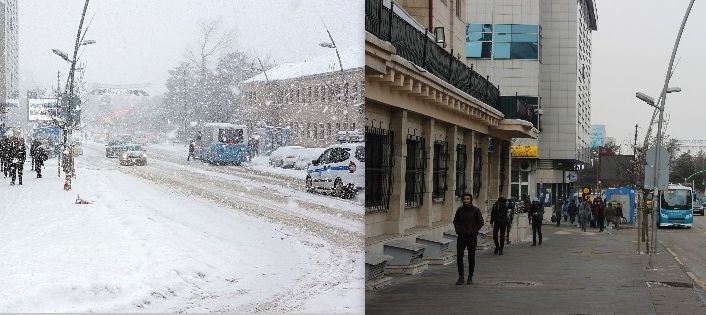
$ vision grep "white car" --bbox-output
[269,146,305,168]
[306,143,365,198]
[293,148,327,170]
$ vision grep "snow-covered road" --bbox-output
[0,142,363,313]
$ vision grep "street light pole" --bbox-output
[320,20,348,134]
[647,0,695,269]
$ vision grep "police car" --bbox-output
[306,132,364,198]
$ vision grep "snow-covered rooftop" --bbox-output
[242,46,363,84]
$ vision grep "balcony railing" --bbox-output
[497,96,538,129]
[365,0,500,107]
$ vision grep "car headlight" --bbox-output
[142,153,147,158]
[661,213,668,218]
[122,154,127,159]
[686,214,693,219]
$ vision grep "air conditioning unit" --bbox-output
[519,160,532,171]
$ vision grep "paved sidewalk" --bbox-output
[366,224,706,315]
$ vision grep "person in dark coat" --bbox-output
[615,202,624,230]
[30,139,39,171]
[453,192,484,285]
[8,137,26,185]
[594,199,606,232]
[506,198,515,244]
[529,199,544,246]
[34,145,48,178]
[491,197,509,255]
[0,137,10,177]
[187,140,196,161]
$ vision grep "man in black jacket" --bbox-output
[453,192,484,285]
[490,197,509,255]
[8,137,26,185]
[529,199,544,246]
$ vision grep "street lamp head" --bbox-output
[667,87,682,93]
[52,49,72,63]
[319,42,335,48]
[635,92,656,106]
[81,39,96,46]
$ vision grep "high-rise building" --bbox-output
[0,0,18,125]
[465,0,597,205]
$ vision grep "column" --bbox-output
[385,109,407,235]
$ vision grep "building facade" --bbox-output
[676,140,706,154]
[365,0,537,275]
[0,0,18,125]
[240,50,364,148]
[465,0,597,206]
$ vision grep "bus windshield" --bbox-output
[661,189,692,210]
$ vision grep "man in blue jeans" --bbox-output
[453,192,485,285]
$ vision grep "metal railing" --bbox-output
[365,0,500,107]
[497,95,538,129]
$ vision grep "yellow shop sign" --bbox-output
[511,145,538,158]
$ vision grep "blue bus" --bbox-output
[197,123,249,165]
[659,184,693,228]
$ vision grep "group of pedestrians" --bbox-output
[553,197,625,234]
[0,136,48,185]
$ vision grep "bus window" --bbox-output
[661,190,692,210]
[218,128,244,144]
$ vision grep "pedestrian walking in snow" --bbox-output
[590,199,598,228]
[453,192,484,285]
[490,197,509,255]
[30,139,39,171]
[605,202,617,234]
[8,137,26,185]
[529,199,544,246]
[187,140,196,161]
[34,145,48,178]
[0,136,10,177]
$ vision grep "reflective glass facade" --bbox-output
[465,24,541,60]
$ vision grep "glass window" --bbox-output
[482,24,493,32]
[510,42,539,59]
[466,42,482,58]
[481,42,492,58]
[495,24,511,33]
[467,24,482,32]
[494,43,511,59]
[467,32,491,42]
[495,32,511,42]
[521,171,529,182]
[512,24,539,33]
[512,33,538,43]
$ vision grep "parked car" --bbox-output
[269,146,305,168]
[696,197,706,216]
[305,143,365,198]
[119,144,147,166]
[293,148,327,170]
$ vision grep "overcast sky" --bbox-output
[592,0,706,146]
[19,0,363,95]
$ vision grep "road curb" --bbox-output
[660,240,706,292]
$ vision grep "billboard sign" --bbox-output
[28,98,59,121]
[511,145,538,158]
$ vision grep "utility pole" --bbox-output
[56,70,61,178]
[634,124,640,253]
